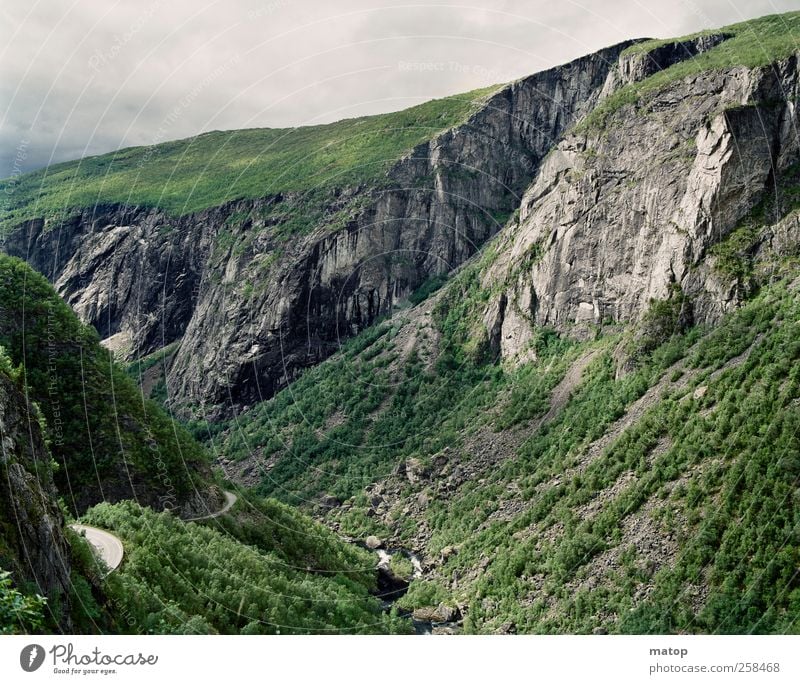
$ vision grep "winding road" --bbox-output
[184,490,238,521]
[70,490,238,572]
[69,524,125,571]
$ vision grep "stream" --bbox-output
[372,547,459,635]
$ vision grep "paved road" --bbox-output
[185,490,238,521]
[69,524,124,571]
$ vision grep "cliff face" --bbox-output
[4,203,218,361]
[0,369,72,627]
[5,42,634,415]
[484,52,800,360]
[7,32,800,415]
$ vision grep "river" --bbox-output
[373,547,459,635]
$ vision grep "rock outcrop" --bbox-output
[0,369,72,629]
[484,52,800,359]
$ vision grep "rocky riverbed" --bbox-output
[369,542,462,635]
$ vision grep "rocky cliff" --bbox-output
[4,42,636,415]
[0,366,72,628]
[5,17,800,420]
[483,48,800,361]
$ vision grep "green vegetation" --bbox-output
[408,273,449,305]
[0,255,210,513]
[222,302,505,505]
[710,165,800,288]
[389,555,415,582]
[579,11,800,131]
[125,342,179,380]
[0,87,499,234]
[4,10,800,637]
[0,570,47,634]
[217,232,800,633]
[628,286,690,361]
[81,501,410,634]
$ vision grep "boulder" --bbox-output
[497,621,516,634]
[440,545,458,561]
[405,457,429,484]
[412,607,439,622]
[318,493,341,510]
[435,603,460,622]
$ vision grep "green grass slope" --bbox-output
[0,87,498,234]
[581,11,800,131]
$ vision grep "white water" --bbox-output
[375,548,423,578]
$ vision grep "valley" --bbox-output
[1,10,799,636]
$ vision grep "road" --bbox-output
[185,490,238,521]
[69,524,124,571]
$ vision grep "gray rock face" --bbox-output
[5,42,635,415]
[485,53,800,360]
[10,40,797,413]
[0,371,72,628]
[5,203,219,359]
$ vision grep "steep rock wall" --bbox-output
[485,54,800,360]
[6,42,635,414]
[0,371,72,628]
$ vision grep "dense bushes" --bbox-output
[82,501,410,634]
[217,265,800,634]
[0,570,47,634]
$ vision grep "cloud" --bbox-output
[1,0,796,176]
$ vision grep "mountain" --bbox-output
[212,11,800,634]
[2,11,800,634]
[1,40,638,417]
[0,258,407,635]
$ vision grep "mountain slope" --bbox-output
[0,88,499,230]
[208,12,800,634]
[81,499,410,634]
[2,10,800,636]
[216,228,800,635]
[0,262,411,636]
[0,254,221,515]
[0,359,73,630]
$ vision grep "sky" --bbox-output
[1,0,797,177]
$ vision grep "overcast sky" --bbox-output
[1,0,797,177]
